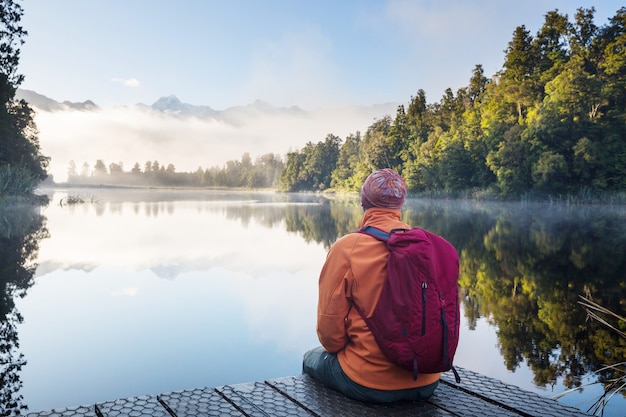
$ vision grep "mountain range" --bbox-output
[15,89,401,182]
[15,89,398,125]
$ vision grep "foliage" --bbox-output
[58,194,99,207]
[278,7,626,199]
[0,3,50,410]
[47,7,626,200]
[286,199,624,413]
[448,203,626,400]
[0,164,36,197]
[554,296,626,415]
[316,201,616,403]
[65,153,285,189]
[280,135,340,191]
[0,0,49,198]
[0,201,48,414]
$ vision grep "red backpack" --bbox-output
[354,226,461,382]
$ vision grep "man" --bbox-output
[302,168,440,403]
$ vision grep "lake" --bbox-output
[2,188,625,416]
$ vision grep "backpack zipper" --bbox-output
[421,282,427,336]
[440,295,450,367]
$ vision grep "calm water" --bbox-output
[2,188,625,416]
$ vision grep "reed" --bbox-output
[0,164,38,196]
[58,194,99,207]
[553,296,626,415]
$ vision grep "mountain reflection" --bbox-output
[0,202,48,414]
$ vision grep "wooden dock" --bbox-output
[25,366,592,417]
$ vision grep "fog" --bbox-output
[33,103,397,182]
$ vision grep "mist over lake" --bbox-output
[3,188,623,416]
[19,90,399,183]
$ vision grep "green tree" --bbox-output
[0,202,48,414]
[251,153,283,189]
[331,131,361,191]
[303,134,341,191]
[598,8,626,114]
[501,25,538,123]
[402,90,432,190]
[361,116,393,169]
[486,126,533,196]
[280,150,306,191]
[533,10,570,84]
[459,65,496,188]
[386,105,409,171]
[0,0,49,194]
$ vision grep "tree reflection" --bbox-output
[437,203,626,392]
[0,202,48,415]
[40,191,625,400]
[284,197,362,248]
[284,198,625,395]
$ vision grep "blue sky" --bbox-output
[19,0,624,110]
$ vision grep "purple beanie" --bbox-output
[361,169,407,210]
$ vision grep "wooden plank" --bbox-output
[430,383,521,416]
[23,367,593,417]
[95,395,169,417]
[158,387,244,417]
[23,405,97,417]
[267,375,453,417]
[441,367,592,417]
[216,381,314,417]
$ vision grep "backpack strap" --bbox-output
[357,226,409,241]
[358,225,389,241]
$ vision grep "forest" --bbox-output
[65,6,626,200]
[64,152,285,189]
[281,6,626,198]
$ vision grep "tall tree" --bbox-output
[0,0,49,186]
[331,131,361,190]
[280,150,307,191]
[93,159,107,177]
[501,25,537,123]
[361,115,393,170]
[533,10,570,84]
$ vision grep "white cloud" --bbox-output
[111,287,139,297]
[112,77,141,88]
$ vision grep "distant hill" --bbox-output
[15,89,398,125]
[16,89,98,111]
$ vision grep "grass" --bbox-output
[58,193,99,207]
[0,164,38,197]
[553,296,626,415]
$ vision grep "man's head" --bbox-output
[361,168,407,210]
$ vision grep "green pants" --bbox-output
[302,346,438,403]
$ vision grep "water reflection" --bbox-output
[7,189,626,415]
[0,201,48,414]
[450,203,626,390]
[402,200,626,413]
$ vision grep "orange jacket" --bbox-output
[316,208,441,390]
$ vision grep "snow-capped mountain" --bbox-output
[15,88,398,124]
